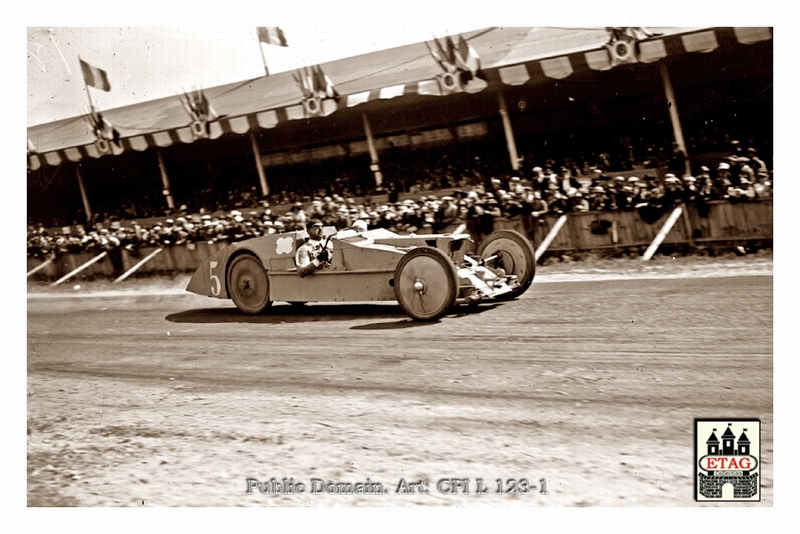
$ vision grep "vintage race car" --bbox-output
[186,227,535,321]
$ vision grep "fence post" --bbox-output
[27,258,53,278]
[50,251,108,286]
[642,207,683,261]
[535,215,568,262]
[114,248,164,283]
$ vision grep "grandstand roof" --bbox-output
[27,27,772,170]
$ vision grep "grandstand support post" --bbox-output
[362,113,383,187]
[75,165,92,225]
[50,251,108,287]
[642,206,683,261]
[660,63,691,176]
[114,248,163,283]
[156,149,176,211]
[250,132,269,197]
[535,215,568,262]
[498,93,520,172]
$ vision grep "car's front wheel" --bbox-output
[393,247,458,321]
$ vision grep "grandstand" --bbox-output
[27,27,772,228]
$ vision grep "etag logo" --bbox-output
[695,419,761,501]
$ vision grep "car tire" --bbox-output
[476,229,536,300]
[393,247,458,321]
[227,253,271,314]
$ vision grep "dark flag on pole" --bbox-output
[257,27,288,47]
[83,109,121,151]
[312,64,338,99]
[454,35,485,80]
[181,87,219,138]
[79,58,111,91]
[293,64,338,117]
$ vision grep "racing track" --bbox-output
[27,266,773,506]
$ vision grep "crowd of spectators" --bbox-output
[174,132,773,215]
[28,122,772,224]
[27,144,772,259]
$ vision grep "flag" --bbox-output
[428,36,464,74]
[84,110,120,146]
[181,88,218,121]
[433,36,456,72]
[257,27,288,47]
[425,41,446,71]
[427,34,485,82]
[445,36,458,65]
[294,64,337,100]
[79,58,111,91]
[292,69,313,98]
[313,64,338,99]
[454,35,485,80]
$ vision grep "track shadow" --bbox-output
[166,303,405,324]
[350,304,500,330]
[166,302,502,327]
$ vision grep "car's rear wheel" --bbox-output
[393,247,458,321]
[227,253,271,314]
[477,229,536,300]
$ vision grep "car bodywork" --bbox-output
[186,227,535,320]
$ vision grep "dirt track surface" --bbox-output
[27,255,773,506]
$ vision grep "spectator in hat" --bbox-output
[713,163,732,199]
[532,168,555,194]
[570,192,590,212]
[558,167,581,197]
[753,169,772,198]
[589,185,609,211]
[746,147,768,175]
[663,174,684,205]
[529,190,549,218]
[681,175,698,203]
[727,173,757,202]
[288,202,307,230]
[607,176,628,211]
[740,164,756,185]
[435,196,459,232]
[669,142,687,176]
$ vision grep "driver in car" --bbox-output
[295,219,333,277]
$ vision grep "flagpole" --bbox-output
[256,31,269,76]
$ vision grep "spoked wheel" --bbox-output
[477,229,536,300]
[393,247,458,321]
[226,253,271,314]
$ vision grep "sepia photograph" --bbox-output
[13,0,796,530]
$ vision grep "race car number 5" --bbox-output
[209,261,221,296]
